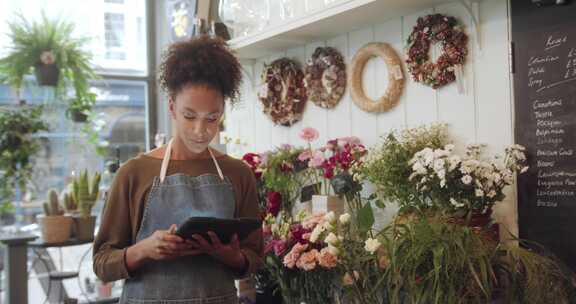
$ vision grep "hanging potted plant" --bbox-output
[66,91,97,123]
[0,12,98,114]
[0,107,49,214]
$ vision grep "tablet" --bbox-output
[175,217,262,243]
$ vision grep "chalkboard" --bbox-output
[512,0,576,270]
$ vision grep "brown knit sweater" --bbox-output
[92,153,263,283]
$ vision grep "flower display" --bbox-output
[409,143,528,214]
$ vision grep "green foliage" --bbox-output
[0,106,48,213]
[496,242,576,304]
[72,170,101,217]
[43,189,64,216]
[63,192,77,213]
[261,146,307,212]
[386,215,496,304]
[0,12,98,115]
[361,124,449,211]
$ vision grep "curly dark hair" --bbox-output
[159,35,242,104]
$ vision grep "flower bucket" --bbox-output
[311,195,344,215]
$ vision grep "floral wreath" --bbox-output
[349,42,405,113]
[406,14,468,89]
[258,58,307,126]
[304,47,346,109]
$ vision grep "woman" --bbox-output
[93,35,263,304]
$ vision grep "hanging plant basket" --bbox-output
[34,63,60,86]
[70,109,88,123]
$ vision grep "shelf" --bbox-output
[230,0,454,59]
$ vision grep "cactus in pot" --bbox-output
[39,189,73,243]
[73,170,101,218]
[43,189,65,216]
[70,170,101,241]
[63,192,78,214]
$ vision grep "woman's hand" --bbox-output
[189,232,246,270]
[126,224,202,271]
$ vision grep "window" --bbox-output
[0,1,154,300]
[104,12,126,60]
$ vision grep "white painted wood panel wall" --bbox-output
[224,0,517,237]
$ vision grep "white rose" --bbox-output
[324,211,336,223]
[322,221,334,231]
[310,224,326,243]
[327,244,340,256]
[364,238,381,254]
[444,144,455,151]
[339,213,351,224]
[325,232,339,245]
[461,175,472,185]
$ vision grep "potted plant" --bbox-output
[0,12,98,117]
[0,107,49,212]
[38,189,73,243]
[69,170,101,241]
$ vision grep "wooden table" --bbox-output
[0,233,38,304]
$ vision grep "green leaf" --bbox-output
[357,201,375,233]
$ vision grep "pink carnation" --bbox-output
[296,249,318,271]
[298,150,312,161]
[318,247,338,268]
[308,151,325,168]
[299,127,319,142]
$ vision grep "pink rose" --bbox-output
[318,247,338,268]
[308,151,325,168]
[302,233,311,240]
[302,213,326,229]
[339,136,361,145]
[283,243,309,269]
[298,150,312,161]
[299,127,319,142]
[296,249,319,271]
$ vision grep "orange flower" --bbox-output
[318,247,338,268]
[296,249,319,271]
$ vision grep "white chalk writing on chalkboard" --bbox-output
[536,76,576,92]
[569,48,576,58]
[545,35,568,51]
[536,149,574,156]
[536,200,558,207]
[538,171,576,178]
[533,98,563,109]
[537,189,574,197]
[528,55,560,66]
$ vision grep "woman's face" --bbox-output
[169,84,224,154]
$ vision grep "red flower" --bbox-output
[290,224,311,245]
[279,160,294,172]
[266,192,282,216]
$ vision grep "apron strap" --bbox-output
[159,138,173,183]
[159,138,225,183]
[208,147,225,181]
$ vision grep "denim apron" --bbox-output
[120,139,238,304]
